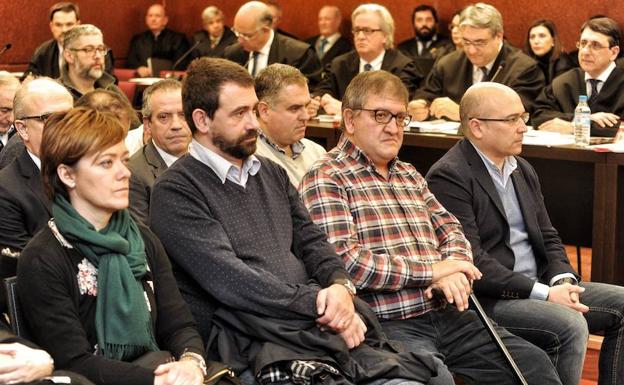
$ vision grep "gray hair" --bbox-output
[142,78,182,118]
[202,6,223,24]
[255,64,307,106]
[237,1,273,29]
[62,23,103,49]
[459,3,504,36]
[0,72,20,91]
[352,3,395,48]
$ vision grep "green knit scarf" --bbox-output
[53,195,159,361]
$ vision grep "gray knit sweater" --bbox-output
[150,155,350,339]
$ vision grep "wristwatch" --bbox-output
[553,277,577,286]
[334,279,357,297]
[180,351,207,377]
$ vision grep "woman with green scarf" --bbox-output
[17,107,206,385]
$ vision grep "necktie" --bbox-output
[0,140,4,153]
[364,63,373,72]
[250,51,260,77]
[479,66,489,82]
[588,79,601,104]
[319,38,329,57]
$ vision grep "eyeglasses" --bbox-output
[232,27,264,41]
[0,107,12,114]
[352,27,382,37]
[152,111,186,125]
[461,36,495,48]
[576,40,610,51]
[471,112,530,125]
[69,45,109,56]
[16,113,54,123]
[355,108,412,127]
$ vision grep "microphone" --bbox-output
[489,64,503,83]
[172,38,205,71]
[0,44,12,56]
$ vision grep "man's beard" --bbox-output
[416,27,435,42]
[212,129,258,160]
[76,62,103,81]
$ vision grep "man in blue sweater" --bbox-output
[149,57,434,385]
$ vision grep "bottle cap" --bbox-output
[579,95,588,102]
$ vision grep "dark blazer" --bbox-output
[532,66,624,137]
[397,34,452,60]
[314,49,423,100]
[224,32,321,88]
[190,27,237,59]
[532,51,574,84]
[304,34,353,68]
[0,134,24,170]
[0,148,52,313]
[414,42,545,113]
[25,39,115,79]
[126,28,190,70]
[425,139,577,301]
[128,140,168,225]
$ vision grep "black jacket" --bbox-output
[304,34,353,68]
[426,139,577,301]
[532,66,624,137]
[414,42,545,113]
[126,28,190,70]
[190,27,237,59]
[314,49,423,100]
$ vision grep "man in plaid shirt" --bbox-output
[300,70,562,385]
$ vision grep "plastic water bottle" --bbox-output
[573,95,591,147]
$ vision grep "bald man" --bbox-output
[127,3,190,77]
[304,6,353,67]
[426,82,624,385]
[0,78,73,314]
[224,1,321,87]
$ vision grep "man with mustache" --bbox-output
[59,24,124,102]
[254,64,326,186]
[150,57,436,385]
[533,17,624,137]
[128,79,191,224]
[397,5,452,61]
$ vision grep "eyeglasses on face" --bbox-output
[232,27,264,41]
[470,112,530,125]
[16,112,55,123]
[352,27,382,37]
[69,45,109,56]
[355,108,412,127]
[576,40,610,51]
[152,111,186,125]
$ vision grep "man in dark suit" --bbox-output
[224,1,321,88]
[426,82,624,385]
[25,2,114,79]
[0,78,73,313]
[190,6,237,59]
[128,79,191,224]
[304,6,353,68]
[397,4,452,61]
[126,3,190,77]
[0,74,19,154]
[410,3,544,122]
[533,17,623,137]
[314,3,422,115]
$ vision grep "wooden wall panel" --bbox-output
[1,1,623,71]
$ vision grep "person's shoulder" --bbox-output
[32,39,56,56]
[504,43,539,67]
[385,48,413,66]
[330,50,358,66]
[435,48,465,68]
[276,33,311,52]
[304,35,320,45]
[427,141,470,176]
[397,38,415,50]
[551,67,583,88]
[19,224,59,264]
[301,138,326,154]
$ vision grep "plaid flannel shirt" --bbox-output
[300,138,473,320]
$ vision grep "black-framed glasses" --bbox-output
[69,45,109,56]
[471,112,530,125]
[355,108,412,127]
[352,27,382,36]
[16,113,54,123]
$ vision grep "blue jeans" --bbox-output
[380,307,562,385]
[483,281,624,385]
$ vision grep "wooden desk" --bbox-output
[305,121,623,285]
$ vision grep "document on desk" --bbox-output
[408,120,460,134]
[522,130,575,146]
